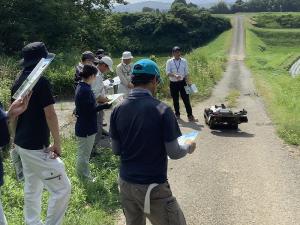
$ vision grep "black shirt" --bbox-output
[110,89,182,184]
[75,82,98,137]
[0,106,9,148]
[11,69,55,150]
[0,104,9,186]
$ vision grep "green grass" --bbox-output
[2,137,120,225]
[245,18,300,145]
[251,13,300,29]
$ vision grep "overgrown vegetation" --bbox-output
[246,15,300,145]
[252,13,300,29]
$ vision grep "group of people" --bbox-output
[0,41,197,225]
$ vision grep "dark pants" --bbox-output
[170,80,193,117]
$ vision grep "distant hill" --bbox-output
[113,1,171,13]
[113,0,235,13]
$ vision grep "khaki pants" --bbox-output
[94,111,104,147]
[119,178,186,225]
[76,134,96,179]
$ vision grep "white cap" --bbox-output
[100,56,114,72]
[121,51,134,60]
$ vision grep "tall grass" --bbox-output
[246,22,300,145]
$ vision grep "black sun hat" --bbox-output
[20,42,55,68]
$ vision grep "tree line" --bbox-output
[0,0,231,56]
[210,0,300,14]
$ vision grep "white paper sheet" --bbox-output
[103,76,121,87]
[178,131,199,145]
[107,93,124,104]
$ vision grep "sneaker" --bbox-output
[188,115,196,122]
[175,114,181,120]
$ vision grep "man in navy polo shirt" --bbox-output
[110,59,196,225]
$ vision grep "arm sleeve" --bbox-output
[162,106,182,142]
[109,108,120,140]
[117,66,129,87]
[165,139,190,159]
[112,139,121,156]
[0,109,9,148]
[96,103,111,112]
[37,78,55,109]
[166,60,172,75]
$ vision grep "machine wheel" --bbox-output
[209,120,216,129]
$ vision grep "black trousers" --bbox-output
[170,80,193,117]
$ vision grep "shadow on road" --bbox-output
[211,128,254,138]
[178,119,204,131]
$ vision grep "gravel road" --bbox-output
[118,15,300,225]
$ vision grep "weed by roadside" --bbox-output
[225,90,240,108]
[245,22,300,145]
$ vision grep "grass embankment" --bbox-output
[0,27,232,224]
[245,14,300,145]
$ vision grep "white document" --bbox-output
[12,57,54,100]
[103,76,121,87]
[178,131,199,145]
[103,79,111,87]
[107,93,124,105]
[184,84,198,95]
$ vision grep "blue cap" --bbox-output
[132,59,160,79]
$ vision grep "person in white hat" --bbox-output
[116,51,134,96]
[91,56,114,155]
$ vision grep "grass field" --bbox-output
[245,15,300,145]
[0,27,233,224]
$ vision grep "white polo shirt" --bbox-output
[166,57,189,82]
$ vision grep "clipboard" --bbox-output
[12,57,55,100]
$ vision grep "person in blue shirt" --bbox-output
[0,94,31,225]
[110,59,196,225]
[75,65,112,180]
